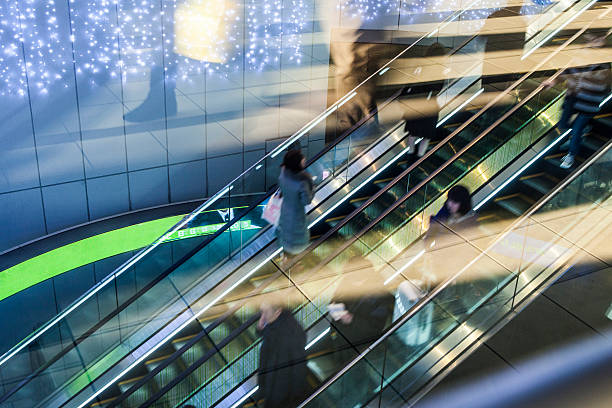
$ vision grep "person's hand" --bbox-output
[542,79,556,88]
[340,312,353,324]
[257,313,267,331]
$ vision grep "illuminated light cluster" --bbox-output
[340,0,398,21]
[245,0,307,71]
[0,0,309,97]
[400,0,505,32]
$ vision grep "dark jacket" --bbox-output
[403,80,445,140]
[277,168,314,254]
[330,273,395,349]
[258,310,308,408]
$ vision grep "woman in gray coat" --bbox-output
[277,149,314,257]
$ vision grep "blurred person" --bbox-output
[426,184,478,244]
[320,0,403,143]
[327,258,394,404]
[402,43,448,157]
[257,300,308,408]
[328,258,395,356]
[328,29,381,142]
[544,34,611,169]
[424,185,482,316]
[277,149,314,260]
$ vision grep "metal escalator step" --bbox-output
[595,112,612,119]
[374,177,395,185]
[581,136,604,153]
[590,131,609,143]
[350,196,370,205]
[592,117,612,135]
[325,214,346,224]
[172,334,198,345]
[249,271,277,283]
[476,212,509,224]
[90,397,117,408]
[145,354,174,368]
[520,173,558,195]
[494,193,535,216]
[197,310,226,325]
[118,375,147,392]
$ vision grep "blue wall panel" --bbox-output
[42,181,89,233]
[129,167,169,210]
[169,160,207,202]
[0,189,46,251]
[86,174,130,220]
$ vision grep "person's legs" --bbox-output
[561,112,593,168]
[568,113,593,156]
[558,95,576,131]
[417,138,430,157]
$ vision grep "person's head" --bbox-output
[446,185,472,216]
[282,149,306,173]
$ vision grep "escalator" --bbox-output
[0,5,605,408]
[299,123,612,408]
[79,60,608,408]
[220,92,612,408]
[475,112,612,218]
[0,42,534,408]
[79,75,558,408]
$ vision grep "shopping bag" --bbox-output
[262,191,282,227]
[174,0,232,63]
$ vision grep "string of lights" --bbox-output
[1,0,544,98]
[0,0,313,98]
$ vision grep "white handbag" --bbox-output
[262,190,283,227]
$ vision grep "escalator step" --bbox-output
[118,375,147,393]
[350,196,370,205]
[250,271,276,283]
[581,136,604,153]
[494,193,535,216]
[374,177,395,185]
[520,173,558,195]
[90,397,117,408]
[325,215,346,224]
[145,354,173,369]
[172,334,198,345]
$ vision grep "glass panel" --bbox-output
[305,142,612,408]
